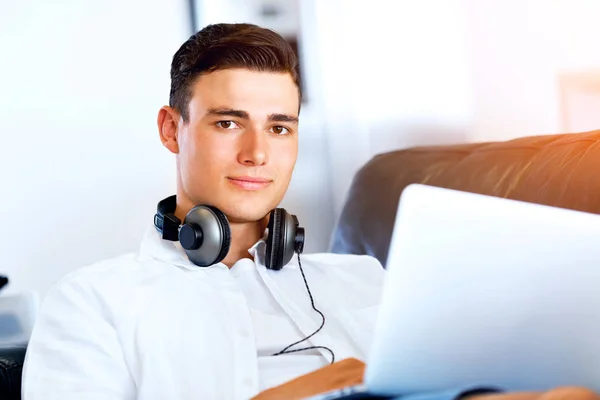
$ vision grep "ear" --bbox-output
[157,106,180,154]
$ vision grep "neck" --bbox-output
[221,220,266,267]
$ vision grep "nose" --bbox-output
[237,128,268,166]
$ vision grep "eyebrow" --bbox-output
[207,108,249,119]
[206,108,298,123]
[269,113,299,123]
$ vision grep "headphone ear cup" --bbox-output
[181,205,231,267]
[205,205,231,265]
[266,208,285,270]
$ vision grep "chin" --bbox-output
[225,209,272,224]
[219,201,276,224]
[216,190,281,221]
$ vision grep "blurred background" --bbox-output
[1,0,600,299]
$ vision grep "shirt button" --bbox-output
[240,329,250,338]
[243,377,253,386]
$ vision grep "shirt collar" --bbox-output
[248,239,299,270]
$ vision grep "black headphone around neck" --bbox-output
[154,195,334,363]
[153,195,305,270]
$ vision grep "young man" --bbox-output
[22,23,597,400]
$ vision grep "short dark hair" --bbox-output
[169,23,301,122]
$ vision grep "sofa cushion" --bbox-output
[330,129,600,267]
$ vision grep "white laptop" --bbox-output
[309,183,600,399]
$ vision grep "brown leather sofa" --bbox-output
[331,129,600,267]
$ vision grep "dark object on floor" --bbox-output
[0,346,26,400]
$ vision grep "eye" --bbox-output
[270,125,291,135]
[216,121,239,130]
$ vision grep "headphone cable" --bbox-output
[271,252,336,364]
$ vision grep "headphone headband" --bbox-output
[154,195,181,241]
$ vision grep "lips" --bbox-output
[227,176,272,190]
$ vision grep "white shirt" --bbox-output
[230,258,329,391]
[22,224,385,400]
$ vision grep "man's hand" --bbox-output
[251,358,599,400]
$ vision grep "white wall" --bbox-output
[312,0,600,218]
[194,0,300,38]
[465,0,600,142]
[312,0,475,215]
[0,0,189,296]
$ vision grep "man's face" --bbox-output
[175,68,299,223]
